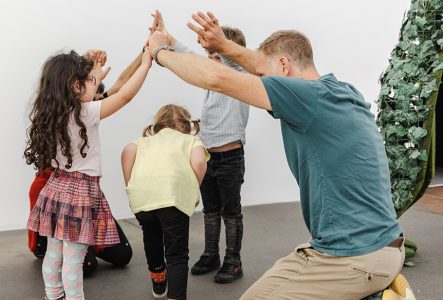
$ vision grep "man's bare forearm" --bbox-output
[219,40,259,74]
[155,49,271,110]
[157,50,224,92]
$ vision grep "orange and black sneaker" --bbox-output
[150,269,167,298]
[214,257,243,283]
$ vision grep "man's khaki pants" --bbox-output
[240,241,405,300]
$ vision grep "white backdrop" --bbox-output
[0,0,410,231]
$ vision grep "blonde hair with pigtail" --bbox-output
[143,104,200,137]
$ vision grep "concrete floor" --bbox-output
[1,199,442,300]
[430,167,443,186]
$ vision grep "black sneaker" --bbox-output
[214,257,243,283]
[191,254,221,275]
[151,270,167,298]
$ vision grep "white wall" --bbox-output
[0,0,410,231]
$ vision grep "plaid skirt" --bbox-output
[27,169,120,247]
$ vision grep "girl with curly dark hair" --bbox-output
[25,43,152,300]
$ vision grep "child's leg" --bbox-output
[61,241,88,300]
[42,237,64,300]
[159,207,190,300]
[95,218,133,267]
[82,246,98,277]
[135,211,166,272]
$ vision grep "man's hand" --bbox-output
[187,11,228,53]
[148,30,171,56]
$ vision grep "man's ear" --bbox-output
[279,57,291,76]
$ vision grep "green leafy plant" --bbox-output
[377,0,443,219]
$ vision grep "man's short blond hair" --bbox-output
[259,30,314,68]
[222,26,246,47]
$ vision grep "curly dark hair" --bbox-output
[24,50,94,170]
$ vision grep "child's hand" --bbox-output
[150,10,176,46]
[93,61,111,83]
[142,41,153,68]
[85,49,107,66]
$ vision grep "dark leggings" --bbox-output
[136,207,190,300]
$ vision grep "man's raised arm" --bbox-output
[148,30,271,111]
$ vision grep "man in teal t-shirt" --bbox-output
[261,75,402,256]
[148,10,414,300]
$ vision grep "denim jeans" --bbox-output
[135,207,189,300]
[200,147,245,260]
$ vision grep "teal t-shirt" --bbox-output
[261,74,402,256]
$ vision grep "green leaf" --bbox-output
[433,62,443,73]
[408,126,427,143]
[420,79,438,98]
[404,260,415,267]
[404,22,418,39]
[403,62,419,76]
[409,149,421,159]
[379,85,390,97]
[398,40,411,51]
[414,16,427,28]
[387,145,407,158]
[384,124,409,138]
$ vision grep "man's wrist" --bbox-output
[218,39,233,56]
[153,44,174,67]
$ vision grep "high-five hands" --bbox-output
[149,10,175,46]
[187,12,228,53]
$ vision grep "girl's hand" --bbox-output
[142,41,153,68]
[150,10,176,46]
[93,61,111,83]
[85,49,108,66]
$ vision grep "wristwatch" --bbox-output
[153,44,174,67]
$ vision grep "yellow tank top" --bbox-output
[126,128,210,216]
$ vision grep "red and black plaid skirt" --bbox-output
[27,169,120,247]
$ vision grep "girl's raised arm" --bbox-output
[100,44,152,120]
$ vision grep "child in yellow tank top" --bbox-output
[121,104,209,299]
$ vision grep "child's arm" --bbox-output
[121,143,138,186]
[100,44,152,120]
[104,52,143,97]
[190,146,207,185]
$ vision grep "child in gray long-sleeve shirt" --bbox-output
[171,26,249,284]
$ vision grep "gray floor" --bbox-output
[430,167,443,186]
[1,202,442,300]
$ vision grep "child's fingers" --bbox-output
[93,60,102,70]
